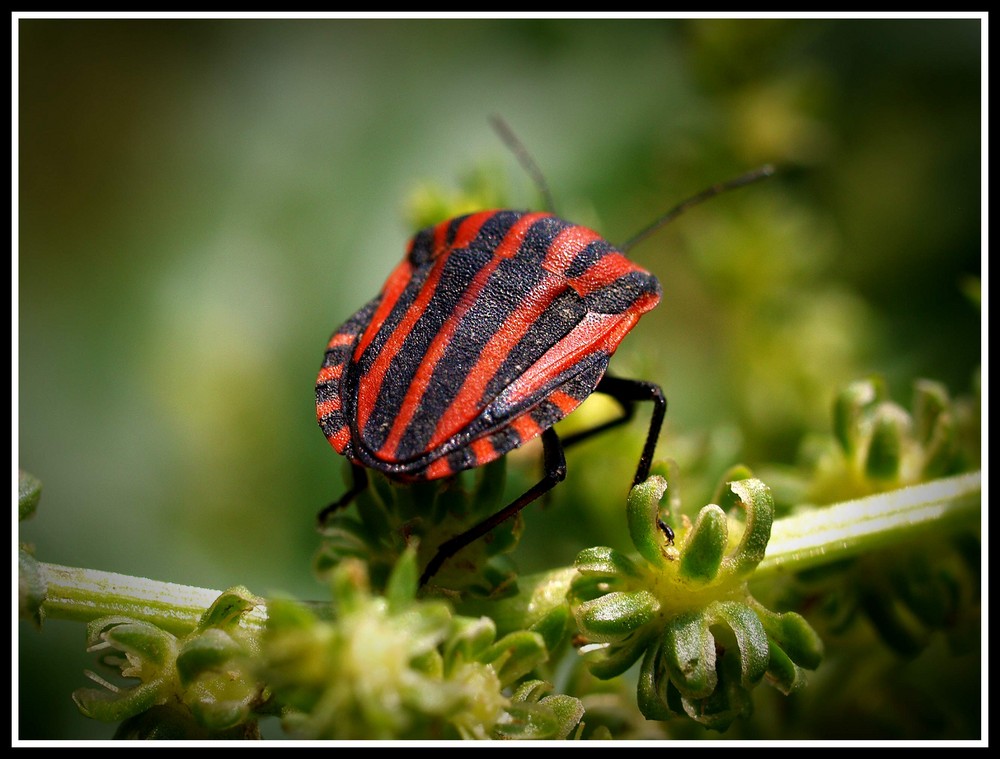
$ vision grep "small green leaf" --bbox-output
[574,545,643,580]
[583,626,657,680]
[637,644,675,720]
[719,478,774,577]
[196,587,261,633]
[385,546,420,611]
[913,379,950,446]
[176,629,245,686]
[763,641,800,695]
[493,702,562,739]
[679,504,728,582]
[576,590,659,641]
[264,596,317,632]
[706,601,769,687]
[661,612,716,699]
[865,403,909,481]
[443,616,497,669]
[627,476,670,567]
[510,679,552,703]
[74,681,166,723]
[529,602,571,655]
[18,470,42,522]
[536,694,585,739]
[672,659,754,732]
[833,378,882,457]
[91,619,177,667]
[754,605,824,670]
[481,630,548,686]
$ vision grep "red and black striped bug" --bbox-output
[316,119,772,584]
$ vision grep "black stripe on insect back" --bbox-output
[406,226,436,265]
[529,399,564,430]
[434,351,611,477]
[358,212,525,454]
[516,215,573,267]
[318,406,347,441]
[321,297,381,370]
[558,353,611,400]
[388,213,572,459]
[465,210,530,257]
[443,215,465,249]
[354,212,527,377]
[485,424,522,460]
[360,248,493,451]
[443,444,477,478]
[479,287,589,405]
[407,215,464,266]
[582,270,661,315]
[565,238,617,279]
[317,297,382,456]
[393,250,550,460]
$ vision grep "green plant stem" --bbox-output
[754,471,981,581]
[30,563,268,637]
[23,472,980,633]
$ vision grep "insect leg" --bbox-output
[574,375,671,541]
[316,463,369,528]
[561,374,667,487]
[420,426,567,586]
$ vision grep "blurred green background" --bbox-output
[18,18,981,739]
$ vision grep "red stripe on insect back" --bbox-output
[328,426,351,453]
[354,256,451,434]
[354,259,414,361]
[630,288,660,314]
[510,413,542,442]
[316,364,343,384]
[541,224,603,278]
[316,397,342,420]
[427,271,566,450]
[548,389,579,416]
[450,211,498,252]
[503,311,641,410]
[376,212,548,461]
[326,331,356,351]
[431,217,452,258]
[570,252,646,297]
[425,456,455,480]
[470,436,495,464]
[355,212,496,434]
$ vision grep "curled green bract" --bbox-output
[570,473,822,731]
[72,587,265,738]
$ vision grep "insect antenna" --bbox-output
[489,114,557,214]
[620,164,775,254]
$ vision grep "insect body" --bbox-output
[316,209,666,583]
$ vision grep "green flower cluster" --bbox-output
[263,548,583,739]
[570,473,822,731]
[804,376,980,504]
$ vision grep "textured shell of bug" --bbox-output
[316,210,661,481]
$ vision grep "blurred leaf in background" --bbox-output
[17,17,981,739]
